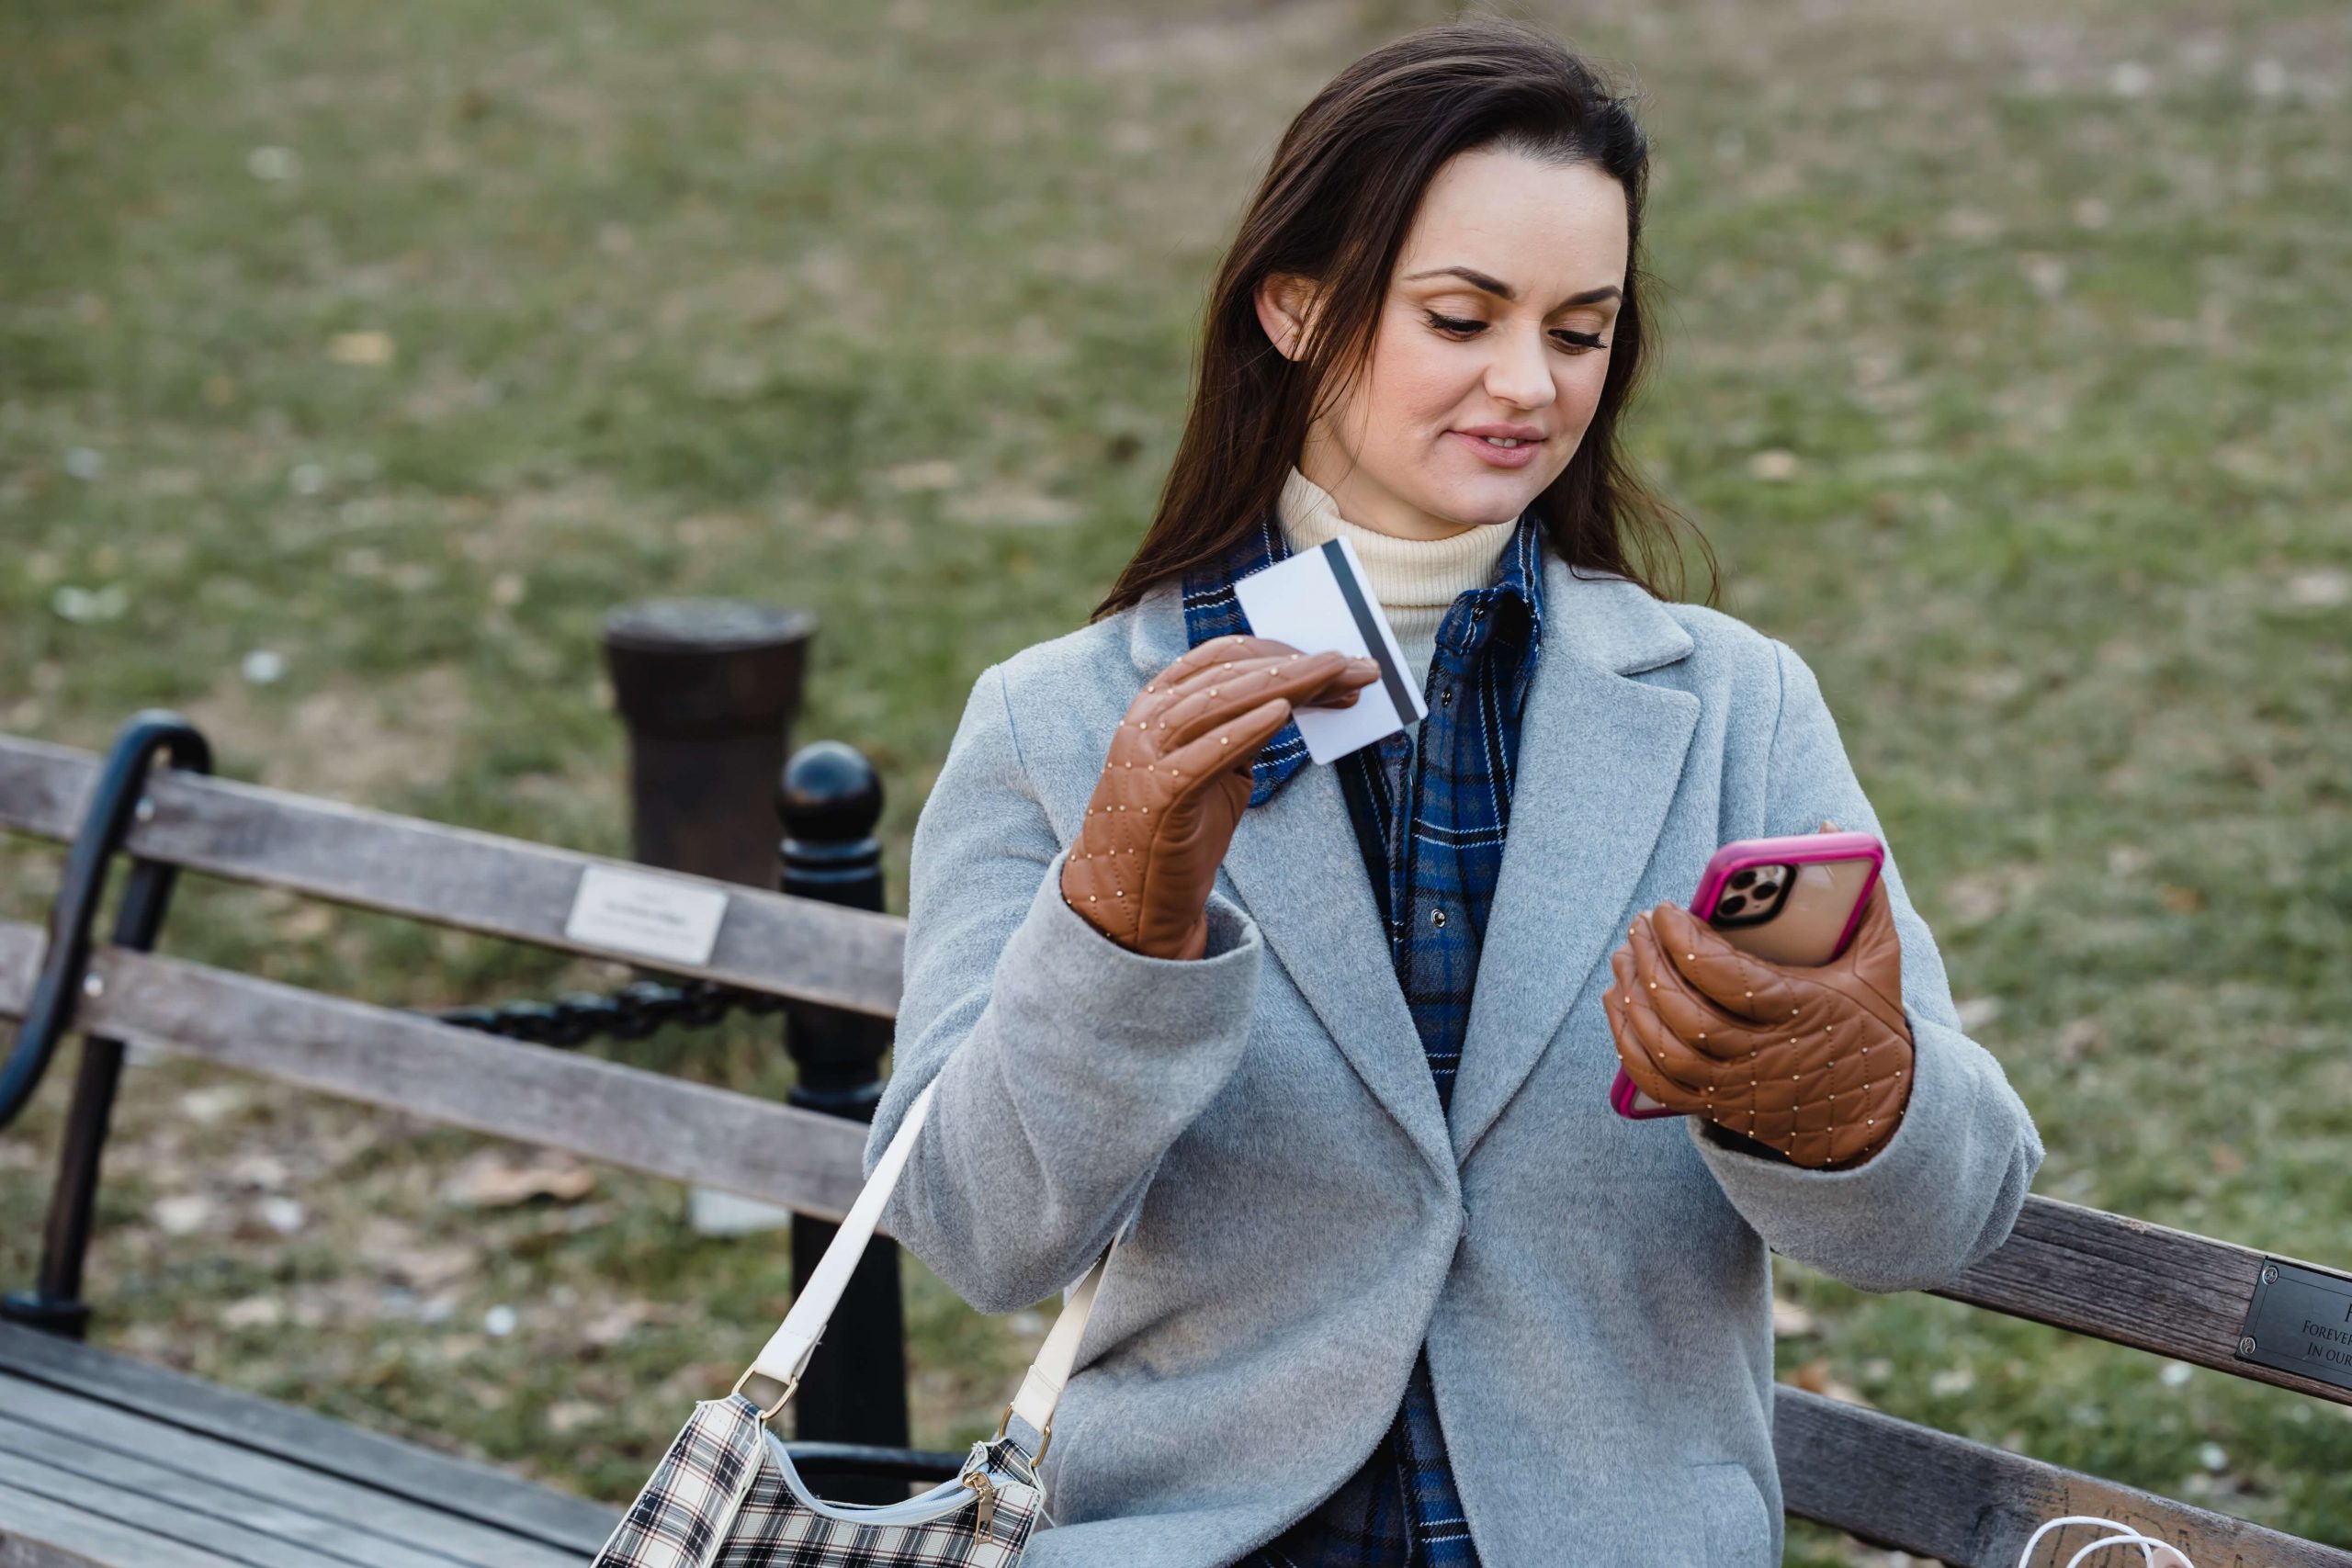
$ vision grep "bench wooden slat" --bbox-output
[1932,1197,2352,1408]
[0,1443,393,1568]
[0,1324,616,1560]
[0,1379,584,1568]
[0,1481,246,1568]
[1776,1385,2352,1567]
[0,737,88,843]
[0,922,876,1226]
[0,734,903,1019]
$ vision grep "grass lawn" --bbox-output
[3,0,2347,1559]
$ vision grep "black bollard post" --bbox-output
[778,741,909,1497]
[602,600,815,889]
[605,600,817,1234]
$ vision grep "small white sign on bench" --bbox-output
[562,865,730,967]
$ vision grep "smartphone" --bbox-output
[1608,830,1886,1120]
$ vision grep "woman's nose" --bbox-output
[1483,328,1556,412]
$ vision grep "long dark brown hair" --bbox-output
[1091,16,1716,623]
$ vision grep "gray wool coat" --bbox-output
[865,555,2045,1568]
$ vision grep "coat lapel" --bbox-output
[1445,560,1700,1161]
[1223,761,1457,1177]
[1123,556,1702,1177]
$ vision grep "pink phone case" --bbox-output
[1608,831,1886,1121]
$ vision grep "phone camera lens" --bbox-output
[1716,893,1747,915]
[1729,870,1756,890]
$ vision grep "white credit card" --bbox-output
[1232,536,1427,764]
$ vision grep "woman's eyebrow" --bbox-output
[1401,265,1622,310]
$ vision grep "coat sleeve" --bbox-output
[1684,637,2045,1293]
[864,663,1267,1314]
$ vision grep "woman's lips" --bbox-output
[1446,429,1543,468]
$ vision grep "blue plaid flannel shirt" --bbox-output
[1181,502,1548,1568]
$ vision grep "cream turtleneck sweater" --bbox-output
[1274,466,1517,699]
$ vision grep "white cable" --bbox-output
[2015,1514,2190,1568]
[2064,1535,2161,1568]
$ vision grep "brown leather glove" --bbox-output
[1605,822,1916,1169]
[1061,634,1377,961]
[1063,634,1374,964]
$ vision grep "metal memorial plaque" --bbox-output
[2235,1257,2352,1393]
[563,864,730,967]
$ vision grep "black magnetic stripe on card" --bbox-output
[1319,539,1414,724]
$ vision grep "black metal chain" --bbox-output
[421,976,786,1049]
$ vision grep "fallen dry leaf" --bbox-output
[363,1216,458,1272]
[328,330,396,367]
[885,458,960,491]
[2053,1017,2106,1063]
[179,1085,248,1123]
[381,1241,479,1291]
[546,1399,602,1436]
[2285,569,2349,607]
[1787,1357,1874,1408]
[580,1300,658,1348]
[1954,996,2004,1032]
[661,1361,741,1404]
[445,1150,598,1208]
[227,1151,292,1190]
[153,1194,216,1235]
[220,1295,286,1330]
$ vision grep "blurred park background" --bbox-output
[2,0,2346,1560]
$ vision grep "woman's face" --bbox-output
[1257,148,1630,541]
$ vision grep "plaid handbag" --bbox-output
[592,1081,1106,1567]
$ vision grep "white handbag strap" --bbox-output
[1008,1248,1102,1440]
[741,1079,1108,1454]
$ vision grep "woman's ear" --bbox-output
[1253,273,1324,362]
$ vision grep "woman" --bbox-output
[867,17,2043,1567]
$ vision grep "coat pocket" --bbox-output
[1686,1461,1773,1568]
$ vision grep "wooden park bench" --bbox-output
[1,715,2346,1566]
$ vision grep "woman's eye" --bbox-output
[1421,310,1608,354]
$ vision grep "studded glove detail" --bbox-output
[1605,826,1917,1169]
[1061,634,1378,961]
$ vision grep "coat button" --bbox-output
[1431,907,1448,929]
